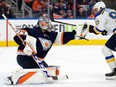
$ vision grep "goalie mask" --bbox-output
[37,14,53,32]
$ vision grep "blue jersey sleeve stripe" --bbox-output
[106,55,115,60]
[96,28,103,32]
[113,28,116,33]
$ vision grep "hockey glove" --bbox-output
[101,30,107,36]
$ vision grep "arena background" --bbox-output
[0,0,115,46]
[103,0,116,10]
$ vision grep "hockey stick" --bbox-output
[52,20,76,26]
[49,10,88,41]
[50,10,76,26]
[2,14,54,80]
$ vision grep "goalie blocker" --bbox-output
[7,66,68,85]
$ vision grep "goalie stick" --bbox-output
[2,14,55,81]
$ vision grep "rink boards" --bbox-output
[0,19,110,46]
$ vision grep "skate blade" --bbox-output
[106,76,116,80]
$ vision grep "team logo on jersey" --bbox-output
[95,20,99,25]
[38,38,52,51]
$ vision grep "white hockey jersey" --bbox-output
[94,8,116,35]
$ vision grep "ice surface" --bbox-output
[0,46,116,87]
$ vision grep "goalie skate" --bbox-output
[6,66,68,85]
[6,76,13,85]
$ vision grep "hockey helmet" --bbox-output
[93,1,106,14]
[38,14,53,32]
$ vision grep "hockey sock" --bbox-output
[105,55,116,70]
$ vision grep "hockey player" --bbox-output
[8,14,78,84]
[81,1,116,78]
[13,13,78,69]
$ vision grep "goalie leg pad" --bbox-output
[8,66,68,85]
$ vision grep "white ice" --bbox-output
[0,45,116,87]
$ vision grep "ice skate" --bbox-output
[105,68,116,80]
[5,76,13,85]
